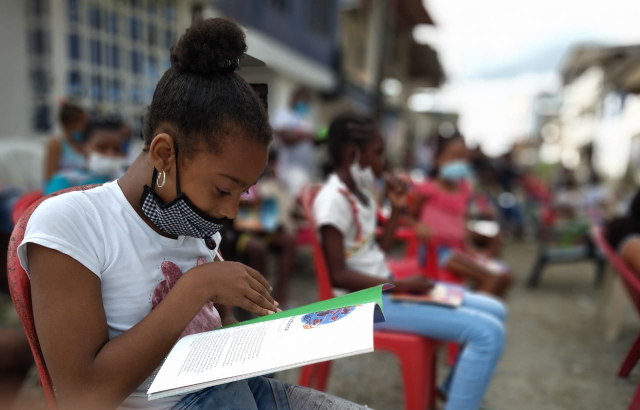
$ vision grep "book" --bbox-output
[389,283,464,308]
[147,284,392,401]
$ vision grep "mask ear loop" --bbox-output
[174,142,182,195]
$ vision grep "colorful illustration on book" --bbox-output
[301,306,357,329]
[151,257,222,337]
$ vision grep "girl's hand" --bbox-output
[385,174,408,210]
[193,261,279,316]
[415,223,434,241]
[393,276,435,294]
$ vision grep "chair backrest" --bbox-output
[299,184,335,301]
[7,184,100,409]
[12,190,43,225]
[591,225,640,314]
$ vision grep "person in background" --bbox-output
[606,189,640,273]
[219,150,297,310]
[43,102,89,182]
[315,113,506,410]
[272,88,317,198]
[410,133,513,296]
[44,120,126,195]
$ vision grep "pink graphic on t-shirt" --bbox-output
[151,257,222,338]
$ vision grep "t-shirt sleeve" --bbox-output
[415,180,436,199]
[17,193,104,279]
[313,187,353,235]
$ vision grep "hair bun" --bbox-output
[170,18,247,76]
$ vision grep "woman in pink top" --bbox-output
[411,134,513,296]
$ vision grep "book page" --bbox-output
[148,302,376,398]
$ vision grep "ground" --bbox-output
[3,241,640,409]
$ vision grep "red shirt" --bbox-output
[417,179,471,249]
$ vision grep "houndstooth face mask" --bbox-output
[139,145,227,240]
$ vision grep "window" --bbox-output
[147,24,157,46]
[28,0,47,17]
[131,50,143,73]
[107,78,121,102]
[146,55,159,78]
[90,75,103,100]
[67,70,82,98]
[33,104,52,132]
[88,6,102,30]
[106,12,118,35]
[129,17,142,42]
[164,4,176,21]
[164,29,174,48]
[90,40,102,65]
[67,0,79,22]
[29,30,47,56]
[131,85,144,103]
[108,44,120,69]
[68,34,81,60]
[31,69,48,95]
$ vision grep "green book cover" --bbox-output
[223,284,393,329]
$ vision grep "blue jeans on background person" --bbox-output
[375,290,506,410]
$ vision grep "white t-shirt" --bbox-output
[17,181,222,410]
[313,174,390,282]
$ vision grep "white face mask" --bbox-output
[87,152,125,178]
[349,150,376,192]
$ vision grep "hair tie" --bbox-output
[217,58,240,72]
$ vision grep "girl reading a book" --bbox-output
[314,113,507,410]
[17,18,363,410]
[410,133,513,296]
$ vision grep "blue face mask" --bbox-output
[440,161,472,181]
[294,101,310,116]
[71,130,84,143]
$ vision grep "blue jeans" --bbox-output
[375,290,506,410]
[172,376,365,410]
[172,377,290,410]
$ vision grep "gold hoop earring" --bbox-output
[157,169,166,188]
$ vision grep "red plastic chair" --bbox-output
[11,190,43,225]
[591,226,640,410]
[7,185,99,409]
[297,184,440,410]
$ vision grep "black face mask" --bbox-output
[139,144,228,240]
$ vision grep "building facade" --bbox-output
[0,0,187,138]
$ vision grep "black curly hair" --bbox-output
[606,189,640,250]
[59,102,86,128]
[143,18,272,159]
[83,119,123,142]
[327,113,376,167]
[429,132,465,177]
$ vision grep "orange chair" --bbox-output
[7,185,99,409]
[592,226,640,410]
[297,185,440,410]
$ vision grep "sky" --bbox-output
[416,0,640,156]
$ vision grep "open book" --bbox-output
[147,284,391,401]
[389,283,464,308]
